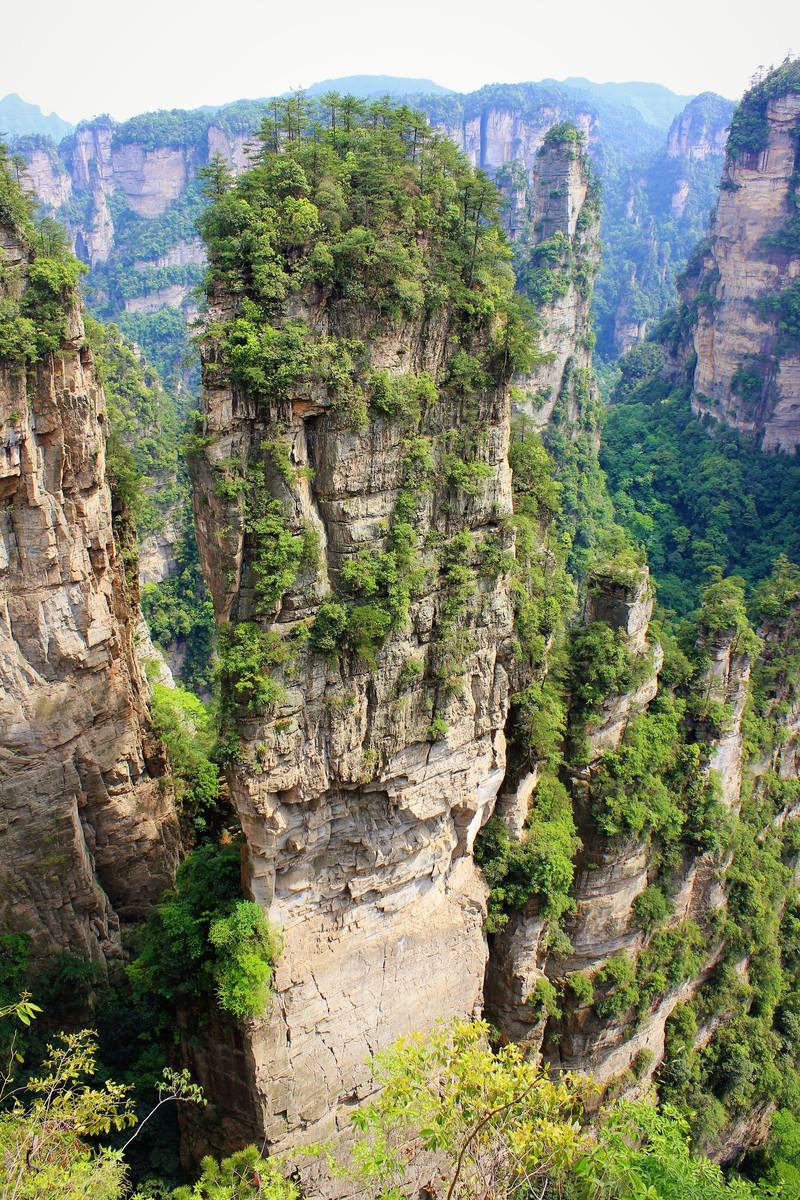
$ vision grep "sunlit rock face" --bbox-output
[686,90,800,452]
[189,270,519,1151]
[0,221,180,966]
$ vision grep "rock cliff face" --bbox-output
[12,115,256,334]
[666,92,732,164]
[440,104,596,175]
[605,92,733,356]
[680,68,800,451]
[0,218,180,966]
[485,565,663,1056]
[501,130,601,429]
[186,119,531,1153]
[192,333,512,1149]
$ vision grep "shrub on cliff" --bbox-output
[475,774,580,936]
[148,682,221,838]
[305,1019,772,1198]
[129,843,279,1021]
[172,1145,297,1200]
[727,57,800,160]
[199,97,533,411]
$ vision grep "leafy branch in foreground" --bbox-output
[0,1000,205,1200]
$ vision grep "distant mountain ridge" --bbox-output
[293,74,453,97]
[10,74,734,365]
[547,77,699,128]
[0,92,73,141]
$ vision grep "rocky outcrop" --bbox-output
[666,92,732,164]
[191,352,512,1147]
[441,105,596,175]
[0,221,180,966]
[500,129,601,430]
[188,126,525,1146]
[682,67,800,451]
[13,116,255,327]
[485,564,662,1053]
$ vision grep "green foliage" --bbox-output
[148,683,221,838]
[566,971,595,1006]
[727,57,800,160]
[512,676,567,767]
[542,122,586,152]
[588,693,726,853]
[567,1100,766,1199]
[141,529,215,694]
[0,934,31,1015]
[208,902,281,1020]
[172,1145,298,1200]
[427,715,449,741]
[698,574,760,653]
[635,921,706,1015]
[117,307,195,393]
[527,976,561,1019]
[199,95,530,418]
[327,1018,769,1199]
[542,364,621,578]
[603,381,800,617]
[614,342,665,402]
[633,885,672,931]
[567,619,648,726]
[243,466,305,611]
[475,775,580,935]
[342,1018,587,1198]
[0,296,36,360]
[760,278,800,351]
[86,318,185,535]
[594,951,640,1019]
[24,245,85,356]
[217,621,288,712]
[0,1028,134,1200]
[0,150,86,364]
[129,842,279,1020]
[759,1108,800,1196]
[369,369,437,423]
[506,427,575,685]
[342,603,394,666]
[308,599,348,659]
[396,656,424,690]
[745,558,800,761]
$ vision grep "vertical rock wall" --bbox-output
[500,132,601,431]
[686,84,800,451]
[0,223,180,966]
[191,292,517,1149]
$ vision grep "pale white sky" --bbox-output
[4,0,796,122]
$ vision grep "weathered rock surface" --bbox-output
[500,134,601,429]
[608,92,733,355]
[686,89,800,451]
[442,105,596,175]
[485,564,663,1053]
[666,92,732,163]
[190,276,517,1150]
[0,224,180,966]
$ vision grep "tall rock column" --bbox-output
[0,213,180,966]
[188,116,525,1153]
[485,563,662,1051]
[682,61,800,451]
[498,124,601,432]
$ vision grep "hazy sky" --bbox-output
[3,0,796,122]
